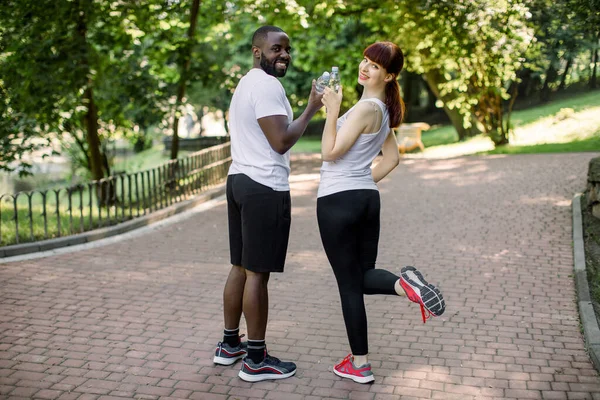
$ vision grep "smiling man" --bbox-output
[213,25,323,382]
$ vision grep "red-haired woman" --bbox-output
[317,42,446,383]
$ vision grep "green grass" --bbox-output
[510,90,600,127]
[1,202,109,245]
[421,125,459,148]
[1,141,229,247]
[113,146,191,173]
[481,136,600,155]
[1,193,117,245]
[292,137,322,153]
[424,90,600,157]
[0,177,162,246]
[0,167,205,246]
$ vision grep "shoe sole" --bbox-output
[333,368,374,384]
[400,266,445,316]
[213,354,245,365]
[238,369,296,382]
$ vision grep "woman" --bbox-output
[317,42,446,384]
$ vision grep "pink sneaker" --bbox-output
[400,266,446,323]
[333,354,374,384]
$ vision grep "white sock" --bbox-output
[352,354,368,367]
[394,279,406,296]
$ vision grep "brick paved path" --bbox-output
[1,152,600,400]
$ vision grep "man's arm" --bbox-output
[258,82,323,155]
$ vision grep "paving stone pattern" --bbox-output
[1,152,599,399]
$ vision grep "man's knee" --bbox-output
[231,265,246,275]
[246,269,270,284]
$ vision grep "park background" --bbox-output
[0,0,599,249]
[1,0,599,183]
[2,2,600,399]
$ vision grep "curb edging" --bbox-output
[0,184,226,259]
[572,192,600,370]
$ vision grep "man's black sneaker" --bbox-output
[213,340,247,365]
[238,354,296,382]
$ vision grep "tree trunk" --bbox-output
[402,70,414,105]
[75,2,104,183]
[83,87,103,182]
[401,70,421,121]
[516,68,533,99]
[503,85,518,141]
[423,70,482,140]
[75,2,117,206]
[84,85,116,205]
[197,106,204,136]
[170,0,201,160]
[540,62,558,102]
[221,108,229,134]
[424,77,437,112]
[590,31,599,90]
[171,114,181,160]
[401,70,413,121]
[558,57,573,91]
[476,90,509,146]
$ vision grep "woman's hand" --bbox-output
[322,85,343,114]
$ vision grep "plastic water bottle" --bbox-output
[315,71,330,93]
[329,66,340,93]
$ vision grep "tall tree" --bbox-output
[135,0,234,158]
[170,0,201,160]
[288,0,532,144]
[378,0,532,144]
[0,0,158,182]
[526,0,586,101]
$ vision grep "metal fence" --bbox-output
[0,141,231,247]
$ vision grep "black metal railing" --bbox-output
[0,141,231,247]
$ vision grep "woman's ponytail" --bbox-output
[385,79,405,129]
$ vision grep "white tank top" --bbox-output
[317,98,390,198]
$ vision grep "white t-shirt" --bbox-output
[228,68,294,191]
[318,98,390,198]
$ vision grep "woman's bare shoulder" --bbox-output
[350,101,380,118]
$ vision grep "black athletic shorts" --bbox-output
[226,174,291,273]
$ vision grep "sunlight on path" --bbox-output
[511,106,600,145]
[407,136,495,159]
[408,105,600,160]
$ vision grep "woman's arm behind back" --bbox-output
[372,129,400,183]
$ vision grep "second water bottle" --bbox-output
[315,71,330,93]
[329,66,340,93]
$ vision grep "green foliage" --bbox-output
[0,0,167,177]
[1,0,597,174]
[379,1,531,143]
[0,84,45,175]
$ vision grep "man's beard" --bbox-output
[260,53,287,77]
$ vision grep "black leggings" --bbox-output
[317,189,400,356]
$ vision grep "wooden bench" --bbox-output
[396,122,430,154]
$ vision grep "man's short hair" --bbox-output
[252,25,285,47]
